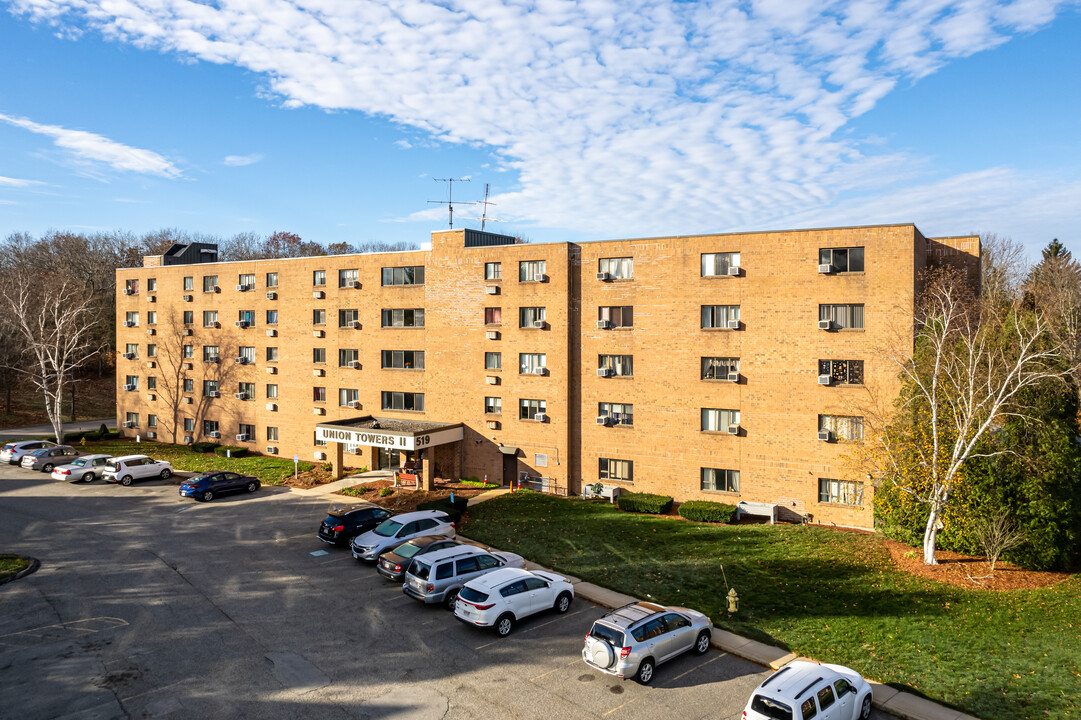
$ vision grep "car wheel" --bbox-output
[160,468,172,479]
[82,472,94,483]
[635,658,655,685]
[203,490,214,502]
[860,695,872,720]
[120,475,133,486]
[246,481,258,493]
[495,613,515,637]
[554,592,572,614]
[694,630,711,655]
[43,464,53,473]
[444,589,460,611]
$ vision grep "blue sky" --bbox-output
[1,0,1078,257]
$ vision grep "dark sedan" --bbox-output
[179,471,260,501]
[21,445,82,472]
[318,502,393,547]
[376,535,462,582]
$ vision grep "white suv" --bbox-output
[454,567,574,637]
[744,660,873,720]
[103,455,174,486]
[351,510,456,561]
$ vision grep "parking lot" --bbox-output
[0,463,896,719]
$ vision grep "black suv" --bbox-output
[318,503,392,547]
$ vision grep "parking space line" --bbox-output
[667,652,724,682]
[474,639,499,650]
[603,698,638,716]
[529,658,580,682]
[516,607,589,634]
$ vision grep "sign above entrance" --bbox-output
[316,424,463,451]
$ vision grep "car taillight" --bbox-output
[393,564,402,572]
[584,634,590,643]
[473,603,495,610]
[619,647,631,658]
[332,525,344,532]
[58,469,70,474]
[450,521,455,527]
[426,584,434,592]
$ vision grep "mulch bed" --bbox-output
[882,538,1072,591]
[282,466,345,489]
[336,480,491,512]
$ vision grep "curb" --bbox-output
[0,556,40,586]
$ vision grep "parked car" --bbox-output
[318,502,394,547]
[21,445,81,472]
[582,601,712,684]
[376,535,462,582]
[351,510,457,562]
[102,455,174,486]
[743,660,873,720]
[402,544,524,609]
[1,440,58,465]
[51,454,114,483]
[454,567,574,636]
[179,471,260,501]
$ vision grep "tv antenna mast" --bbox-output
[428,178,473,228]
[462,183,501,230]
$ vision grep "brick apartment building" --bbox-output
[115,224,979,529]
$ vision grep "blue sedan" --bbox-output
[179,471,260,501]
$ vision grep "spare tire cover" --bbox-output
[590,641,615,669]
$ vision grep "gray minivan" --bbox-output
[402,545,524,609]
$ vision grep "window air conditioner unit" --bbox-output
[183,295,193,302]
[313,330,324,338]
[818,429,833,442]
[122,352,135,360]
[182,397,193,405]
[313,407,325,415]
[234,357,248,364]
[486,330,499,340]
[596,416,612,426]
[266,329,277,337]
[183,435,193,443]
[146,361,156,368]
[266,366,277,374]
[234,392,248,400]
[727,319,741,330]
[532,320,546,329]
[123,288,135,295]
[146,328,156,336]
[123,384,136,391]
[596,272,612,281]
[314,451,326,460]
[727,266,741,276]
[266,403,277,411]
[266,292,277,300]
[313,368,325,377]
[818,264,834,274]
[235,321,249,328]
[212,286,221,293]
[347,360,361,369]
[146,394,156,401]
[485,285,499,294]
[235,434,250,442]
[122,321,135,328]
[183,362,193,370]
[122,421,135,428]
[486,376,498,385]
[207,356,220,363]
[211,321,221,328]
[818,320,833,331]
[596,320,611,329]
[347,400,361,409]
[207,431,221,439]
[146,295,156,302]
[266,446,278,454]
[727,372,740,382]
[818,374,832,385]
[532,367,546,376]
[208,390,220,398]
[146,431,156,439]
[313,290,325,299]
[727,424,740,435]
[236,284,250,292]
[348,320,361,329]
[538,274,549,282]
[533,413,547,422]
[486,420,499,430]
[597,368,613,377]
[183,328,193,336]
[350,280,362,289]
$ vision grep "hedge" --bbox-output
[190,442,220,454]
[213,445,249,458]
[417,496,469,523]
[677,500,736,524]
[616,492,673,515]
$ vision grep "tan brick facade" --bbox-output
[116,223,979,530]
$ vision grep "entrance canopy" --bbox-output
[315,416,463,451]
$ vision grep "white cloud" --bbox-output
[0,175,44,187]
[223,153,263,166]
[394,140,412,149]
[0,112,181,178]
[6,0,1075,235]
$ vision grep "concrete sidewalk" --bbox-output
[0,418,115,441]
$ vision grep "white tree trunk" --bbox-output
[923,504,940,565]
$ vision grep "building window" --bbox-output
[125,311,139,327]
[147,278,157,292]
[145,414,157,428]
[266,347,279,362]
[485,262,502,280]
[183,418,195,432]
[203,380,219,396]
[202,276,218,293]
[339,388,359,406]
[124,279,139,294]
[267,426,279,442]
[183,345,193,359]
[125,343,139,357]
[203,420,219,436]
[147,344,157,358]
[701,305,740,328]
[701,467,739,492]
[183,379,194,393]
[598,306,633,328]
[599,402,633,426]
[381,391,425,411]
[313,348,326,363]
[183,310,194,325]
[238,346,255,363]
[125,411,139,426]
[202,311,218,327]
[339,269,359,287]
[820,304,865,330]
[819,478,864,505]
[266,272,278,287]
[381,308,425,327]
[701,252,740,276]
[381,266,424,286]
[266,384,278,399]
[519,398,546,420]
[485,352,501,370]
[146,311,156,325]
[238,423,255,439]
[339,309,359,327]
[202,346,219,362]
[313,387,326,402]
[238,310,255,325]
[238,273,255,289]
[381,350,423,369]
[702,408,740,432]
[484,307,502,325]
[599,458,633,483]
[519,307,546,328]
[314,431,326,447]
[183,276,193,291]
[819,359,864,385]
[340,349,359,367]
[266,309,278,325]
[313,309,326,325]
[313,270,326,286]
[485,396,502,414]
[819,247,864,273]
[599,354,633,377]
[519,353,546,374]
[519,260,546,282]
[702,357,739,380]
[819,415,864,442]
[599,257,633,279]
[147,377,157,390]
[125,375,139,390]
[238,382,255,398]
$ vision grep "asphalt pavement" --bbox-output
[0,464,898,720]
[0,418,115,442]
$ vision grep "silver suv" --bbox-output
[402,545,523,609]
[582,602,712,684]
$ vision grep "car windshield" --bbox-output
[459,587,488,603]
[589,624,625,647]
[750,696,793,720]
[374,519,403,537]
[396,542,423,559]
[411,561,431,580]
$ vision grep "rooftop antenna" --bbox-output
[464,183,501,230]
[428,178,473,229]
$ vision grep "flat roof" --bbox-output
[316,415,461,435]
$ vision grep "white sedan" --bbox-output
[744,660,873,720]
[454,567,574,637]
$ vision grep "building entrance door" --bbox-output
[501,451,517,487]
[378,448,416,470]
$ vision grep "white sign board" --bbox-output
[316,425,463,451]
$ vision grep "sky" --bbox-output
[0,0,1079,257]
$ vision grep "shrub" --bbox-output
[677,500,736,524]
[191,442,220,453]
[617,492,673,515]
[418,496,469,523]
[214,445,248,458]
[99,423,109,436]
[458,479,499,488]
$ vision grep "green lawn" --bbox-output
[462,493,1080,720]
[0,554,30,580]
[81,440,315,485]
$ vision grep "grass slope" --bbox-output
[462,493,1080,720]
[85,440,314,485]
